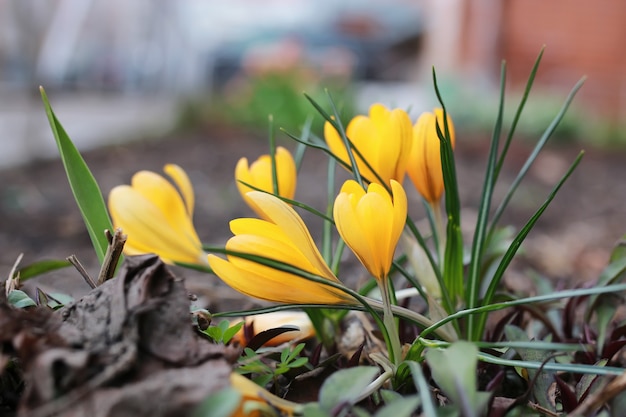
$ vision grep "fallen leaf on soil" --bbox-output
[1,255,238,417]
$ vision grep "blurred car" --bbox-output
[208,1,424,89]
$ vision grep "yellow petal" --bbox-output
[231,311,315,346]
[245,191,338,281]
[345,115,378,182]
[324,120,350,168]
[108,185,204,264]
[334,179,407,280]
[408,109,455,204]
[334,190,377,277]
[230,373,300,416]
[235,147,298,217]
[207,254,350,304]
[389,180,408,257]
[164,164,194,217]
[274,146,297,200]
[226,234,318,276]
[130,171,201,249]
[355,188,392,278]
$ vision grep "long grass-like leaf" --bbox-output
[433,69,464,306]
[40,87,114,264]
[208,247,442,336]
[487,76,586,238]
[235,180,334,222]
[15,259,72,282]
[493,47,544,183]
[478,351,624,376]
[465,63,507,339]
[419,281,626,340]
[268,115,279,195]
[419,338,593,352]
[322,156,336,263]
[405,219,453,313]
[474,151,584,339]
[407,361,438,417]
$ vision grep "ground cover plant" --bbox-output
[2,50,626,417]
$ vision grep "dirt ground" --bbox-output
[0,128,624,309]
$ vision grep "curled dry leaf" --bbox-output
[1,255,239,417]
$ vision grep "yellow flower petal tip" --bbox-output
[231,311,315,347]
[235,146,297,217]
[324,103,412,186]
[108,164,206,266]
[407,108,456,204]
[333,179,407,281]
[230,373,300,416]
[207,192,353,305]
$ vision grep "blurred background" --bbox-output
[1,0,625,298]
[2,0,626,167]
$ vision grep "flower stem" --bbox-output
[380,276,402,367]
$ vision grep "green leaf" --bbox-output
[288,357,309,368]
[318,366,379,412]
[504,325,555,411]
[192,387,241,417]
[432,68,464,306]
[302,403,331,417]
[40,87,115,264]
[374,396,420,417]
[222,321,244,344]
[475,151,585,339]
[610,233,626,262]
[575,361,606,401]
[7,290,36,308]
[464,62,507,339]
[426,341,488,417]
[406,361,437,417]
[493,47,544,183]
[488,76,585,237]
[15,259,72,282]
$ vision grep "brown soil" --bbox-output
[0,129,624,307]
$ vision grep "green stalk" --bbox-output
[268,115,279,196]
[380,276,402,366]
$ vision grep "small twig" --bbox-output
[5,253,24,296]
[569,371,626,416]
[66,255,97,289]
[97,228,127,286]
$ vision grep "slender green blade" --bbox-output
[475,151,584,339]
[493,47,544,183]
[488,76,586,237]
[407,361,437,417]
[40,87,113,264]
[419,276,626,340]
[432,68,464,306]
[465,62,507,339]
[16,259,72,281]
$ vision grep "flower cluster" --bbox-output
[107,103,455,371]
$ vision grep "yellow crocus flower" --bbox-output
[324,103,412,186]
[230,373,300,416]
[333,180,407,281]
[108,164,206,266]
[407,108,456,205]
[207,191,353,305]
[231,311,315,347]
[235,146,297,216]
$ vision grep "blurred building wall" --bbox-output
[498,0,626,121]
[421,0,626,122]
